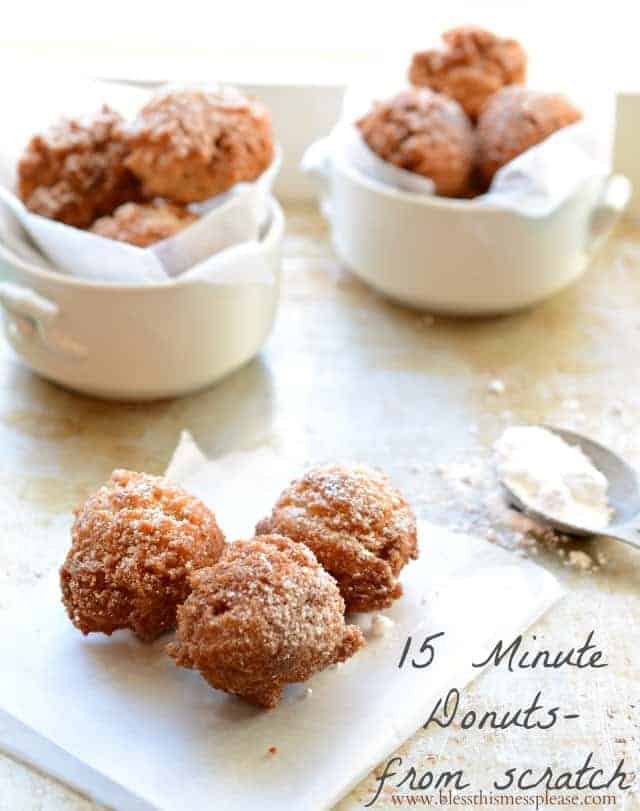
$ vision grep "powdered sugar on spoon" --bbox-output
[495,425,640,551]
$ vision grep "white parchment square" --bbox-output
[0,435,564,811]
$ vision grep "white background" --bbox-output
[1,0,637,95]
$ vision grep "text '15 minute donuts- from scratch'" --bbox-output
[16,86,274,247]
[59,462,418,708]
[357,25,582,199]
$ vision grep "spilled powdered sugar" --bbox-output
[402,447,607,574]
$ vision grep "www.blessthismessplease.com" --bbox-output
[378,790,621,808]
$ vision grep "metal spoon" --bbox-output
[500,426,640,550]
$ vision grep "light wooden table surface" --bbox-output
[0,205,638,810]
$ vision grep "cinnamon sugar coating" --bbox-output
[17,105,141,228]
[60,470,225,642]
[357,88,475,197]
[256,464,418,613]
[476,86,582,185]
[117,87,274,203]
[409,26,527,121]
[90,199,198,247]
[167,535,364,708]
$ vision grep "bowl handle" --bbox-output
[300,138,333,221]
[588,174,632,252]
[0,281,87,359]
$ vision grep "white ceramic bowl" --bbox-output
[312,149,631,315]
[0,198,284,401]
[237,82,345,202]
